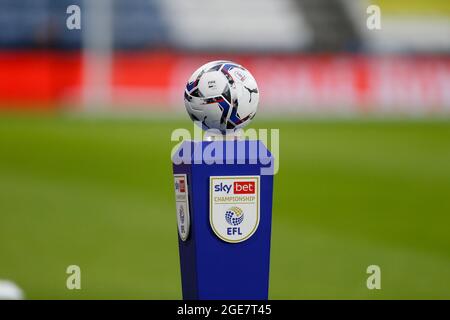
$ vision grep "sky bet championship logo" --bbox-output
[210,176,259,243]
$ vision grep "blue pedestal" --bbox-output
[172,140,274,300]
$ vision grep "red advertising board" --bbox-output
[0,51,448,113]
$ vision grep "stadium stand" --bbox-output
[157,0,312,51]
[0,0,448,53]
[0,0,448,111]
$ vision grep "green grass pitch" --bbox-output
[0,114,450,299]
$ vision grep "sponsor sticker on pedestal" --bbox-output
[210,176,260,243]
[174,174,190,241]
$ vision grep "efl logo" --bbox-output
[234,181,255,194]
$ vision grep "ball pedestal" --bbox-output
[172,139,274,300]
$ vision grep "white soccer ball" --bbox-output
[0,280,24,300]
[184,61,259,133]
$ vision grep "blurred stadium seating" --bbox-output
[0,0,449,113]
[159,0,312,51]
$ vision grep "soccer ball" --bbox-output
[184,60,259,133]
[0,280,24,300]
